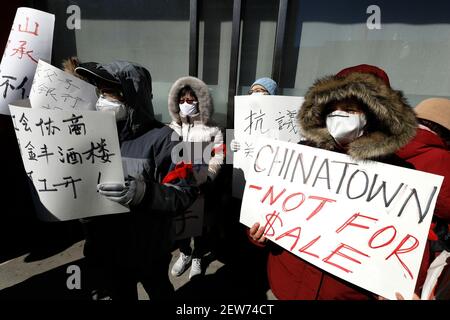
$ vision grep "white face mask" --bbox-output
[326,110,367,147]
[251,92,266,96]
[96,96,128,121]
[179,101,198,116]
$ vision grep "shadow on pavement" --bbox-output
[174,222,270,301]
[0,258,90,300]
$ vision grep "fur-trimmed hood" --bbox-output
[168,76,213,125]
[298,71,418,161]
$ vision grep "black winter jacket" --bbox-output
[81,61,198,270]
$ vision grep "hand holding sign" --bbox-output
[249,222,267,244]
[9,100,129,220]
[97,176,146,207]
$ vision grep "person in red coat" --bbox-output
[249,64,418,300]
[396,97,450,296]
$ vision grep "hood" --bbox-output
[95,61,157,141]
[168,76,213,125]
[298,72,418,161]
[67,58,158,141]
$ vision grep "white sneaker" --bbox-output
[189,258,202,279]
[171,252,192,276]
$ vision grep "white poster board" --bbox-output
[30,60,98,111]
[240,138,444,300]
[0,8,54,115]
[232,95,304,198]
[9,99,129,220]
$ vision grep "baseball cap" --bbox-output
[74,62,121,86]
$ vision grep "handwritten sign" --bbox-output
[0,8,54,115]
[9,99,129,221]
[240,138,443,300]
[29,60,97,111]
[232,95,304,198]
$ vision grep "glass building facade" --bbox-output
[30,0,450,128]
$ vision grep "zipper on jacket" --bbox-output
[181,121,191,139]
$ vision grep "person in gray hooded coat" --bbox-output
[65,58,199,300]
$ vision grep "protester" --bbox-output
[167,76,224,279]
[249,64,418,300]
[247,77,277,96]
[230,77,278,152]
[64,58,199,300]
[228,77,279,294]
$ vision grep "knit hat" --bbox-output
[415,98,450,131]
[251,77,278,95]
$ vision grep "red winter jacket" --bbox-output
[267,249,372,300]
[396,127,450,220]
[396,127,450,291]
[249,66,418,300]
[248,231,373,300]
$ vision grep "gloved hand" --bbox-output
[97,176,146,207]
[230,139,240,152]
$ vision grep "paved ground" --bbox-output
[0,240,275,300]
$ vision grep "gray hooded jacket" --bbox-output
[72,60,199,269]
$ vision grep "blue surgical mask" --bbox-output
[179,101,198,116]
[326,110,367,147]
[96,96,128,121]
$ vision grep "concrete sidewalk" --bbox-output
[0,240,275,300]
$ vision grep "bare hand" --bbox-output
[395,292,421,300]
[230,139,240,152]
[377,292,421,300]
[249,222,268,243]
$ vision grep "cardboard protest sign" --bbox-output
[9,99,129,221]
[240,138,443,300]
[29,60,98,111]
[0,8,54,115]
[232,95,304,198]
[174,196,205,240]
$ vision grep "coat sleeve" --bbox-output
[431,151,450,221]
[137,178,199,214]
[206,127,224,181]
[135,128,199,214]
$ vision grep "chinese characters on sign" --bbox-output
[30,60,98,111]
[232,95,305,198]
[0,8,55,115]
[9,100,129,220]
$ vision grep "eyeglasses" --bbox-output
[179,98,197,104]
[96,87,123,99]
[248,88,268,95]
